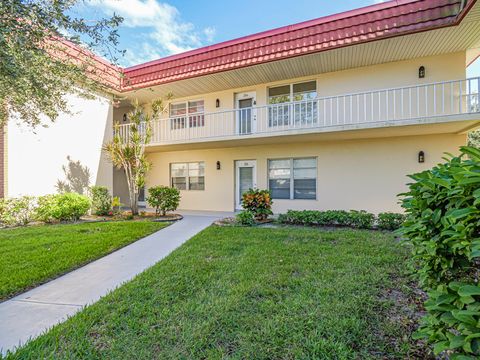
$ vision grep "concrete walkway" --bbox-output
[0,214,223,355]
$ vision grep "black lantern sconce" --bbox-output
[418,66,425,79]
[418,151,425,163]
[216,99,220,108]
[122,113,127,122]
[216,161,221,170]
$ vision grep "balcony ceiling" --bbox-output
[123,0,480,104]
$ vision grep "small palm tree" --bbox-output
[103,96,170,215]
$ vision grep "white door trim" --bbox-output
[234,92,257,134]
[235,160,257,210]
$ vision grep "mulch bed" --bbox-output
[81,212,183,223]
[214,217,274,227]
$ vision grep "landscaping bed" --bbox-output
[4,226,428,359]
[82,211,183,223]
[0,220,169,301]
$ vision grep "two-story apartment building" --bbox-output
[5,0,480,213]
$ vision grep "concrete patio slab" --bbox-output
[0,214,221,355]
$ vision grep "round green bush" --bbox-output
[146,186,180,216]
[36,193,90,222]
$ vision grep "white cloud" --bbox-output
[203,27,216,42]
[89,0,215,66]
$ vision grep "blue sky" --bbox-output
[76,0,479,75]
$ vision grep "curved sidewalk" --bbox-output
[0,214,223,355]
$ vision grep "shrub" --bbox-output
[241,189,273,221]
[112,196,122,213]
[399,146,480,358]
[146,186,180,216]
[348,210,375,229]
[236,210,255,226]
[36,193,90,222]
[36,194,58,223]
[278,209,375,229]
[54,193,91,221]
[90,186,112,216]
[0,196,36,227]
[320,210,350,226]
[377,212,405,230]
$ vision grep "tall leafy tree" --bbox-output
[0,0,123,127]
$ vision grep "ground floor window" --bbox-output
[268,157,316,199]
[170,162,205,190]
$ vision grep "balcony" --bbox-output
[116,77,480,148]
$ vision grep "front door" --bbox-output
[235,92,256,135]
[235,160,257,210]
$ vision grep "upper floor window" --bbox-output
[171,162,205,190]
[268,81,317,127]
[170,100,205,130]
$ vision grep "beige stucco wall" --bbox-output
[114,51,468,209]
[146,133,466,213]
[155,52,466,117]
[7,94,113,197]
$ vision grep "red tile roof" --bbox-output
[53,38,123,90]
[119,0,474,91]
[64,0,472,92]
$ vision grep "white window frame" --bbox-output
[170,161,205,191]
[169,100,205,130]
[267,80,317,127]
[268,157,317,200]
[267,80,317,104]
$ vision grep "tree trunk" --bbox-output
[130,188,139,215]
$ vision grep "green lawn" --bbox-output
[4,226,422,359]
[0,221,168,300]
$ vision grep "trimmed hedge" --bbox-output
[278,209,403,230]
[377,212,406,231]
[0,193,91,227]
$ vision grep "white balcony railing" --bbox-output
[116,77,480,145]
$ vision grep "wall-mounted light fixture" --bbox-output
[418,151,425,163]
[122,113,127,122]
[419,66,425,79]
[216,99,220,108]
[216,161,221,170]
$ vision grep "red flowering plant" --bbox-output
[241,189,273,221]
